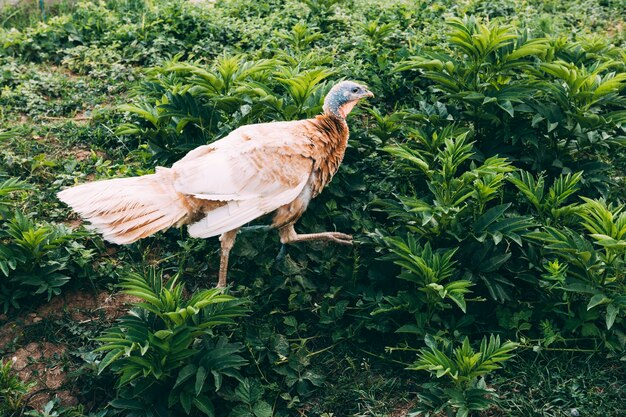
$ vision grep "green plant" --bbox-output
[0,211,91,312]
[0,176,30,219]
[395,16,626,194]
[381,237,471,320]
[0,359,35,414]
[276,22,322,51]
[228,378,273,417]
[374,126,536,334]
[526,197,626,348]
[408,334,518,417]
[96,268,249,416]
[508,170,583,223]
[302,0,342,30]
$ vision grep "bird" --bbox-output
[58,80,374,287]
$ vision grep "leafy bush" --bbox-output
[408,335,518,417]
[96,268,250,416]
[527,197,626,347]
[0,211,93,313]
[373,126,535,335]
[396,16,626,195]
[375,15,626,354]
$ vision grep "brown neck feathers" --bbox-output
[312,113,348,143]
[307,113,350,196]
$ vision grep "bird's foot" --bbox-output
[320,232,353,245]
[282,230,353,246]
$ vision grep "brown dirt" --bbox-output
[0,290,138,411]
[606,20,624,37]
[73,149,94,160]
[9,342,75,409]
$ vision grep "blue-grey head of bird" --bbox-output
[323,81,374,119]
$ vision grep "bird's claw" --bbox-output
[328,232,353,245]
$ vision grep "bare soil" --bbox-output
[0,290,137,410]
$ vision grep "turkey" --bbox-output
[58,80,374,287]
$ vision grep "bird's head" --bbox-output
[323,80,374,119]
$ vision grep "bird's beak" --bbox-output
[363,89,374,98]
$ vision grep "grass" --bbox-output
[493,352,626,417]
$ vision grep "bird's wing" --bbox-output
[171,122,314,238]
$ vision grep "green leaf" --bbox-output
[98,349,123,375]
[587,294,610,311]
[424,334,438,350]
[110,398,145,410]
[154,329,173,339]
[193,396,215,417]
[473,204,511,234]
[447,292,467,313]
[234,378,263,405]
[174,364,197,389]
[195,366,208,396]
[496,100,514,117]
[606,304,618,330]
[253,401,273,417]
[230,404,253,417]
[180,390,192,414]
[395,324,423,334]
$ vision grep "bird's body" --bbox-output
[58,81,373,286]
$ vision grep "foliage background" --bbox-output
[0,0,625,416]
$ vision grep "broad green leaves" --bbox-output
[408,335,517,416]
[96,268,248,416]
[395,15,626,194]
[385,237,470,313]
[0,211,88,312]
[0,177,31,218]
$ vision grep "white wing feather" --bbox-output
[174,123,313,238]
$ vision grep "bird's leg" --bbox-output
[278,224,352,246]
[217,228,239,288]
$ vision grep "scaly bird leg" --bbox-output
[278,224,353,246]
[217,228,239,288]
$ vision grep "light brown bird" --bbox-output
[58,80,373,287]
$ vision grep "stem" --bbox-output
[307,342,339,358]
[359,347,413,367]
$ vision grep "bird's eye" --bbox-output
[351,87,359,93]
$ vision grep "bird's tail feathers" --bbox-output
[58,170,188,244]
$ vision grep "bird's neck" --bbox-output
[323,89,356,119]
[306,113,349,196]
[323,106,342,119]
[313,113,349,141]
[323,100,358,120]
